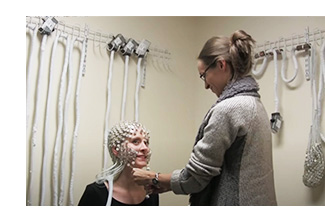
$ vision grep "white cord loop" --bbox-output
[281,48,298,83]
[251,55,268,77]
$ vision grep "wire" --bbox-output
[40,32,60,206]
[251,56,268,77]
[52,34,71,206]
[68,36,87,206]
[273,49,280,113]
[135,57,143,122]
[27,34,48,206]
[281,48,298,83]
[103,50,115,170]
[121,55,130,121]
[26,25,38,130]
[59,36,78,206]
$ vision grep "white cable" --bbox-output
[68,37,87,206]
[121,55,129,121]
[27,34,48,206]
[281,49,298,83]
[251,56,268,77]
[106,177,114,206]
[52,34,71,206]
[26,25,37,130]
[273,49,280,113]
[135,57,143,122]
[318,41,325,142]
[103,50,115,170]
[303,43,325,187]
[285,48,300,84]
[59,36,78,206]
[40,32,60,206]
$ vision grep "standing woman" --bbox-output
[133,30,277,206]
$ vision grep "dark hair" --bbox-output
[198,30,256,79]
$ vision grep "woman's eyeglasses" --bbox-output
[199,60,217,81]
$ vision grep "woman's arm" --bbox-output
[132,168,171,194]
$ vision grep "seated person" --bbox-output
[78,121,158,206]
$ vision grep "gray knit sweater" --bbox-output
[171,76,277,206]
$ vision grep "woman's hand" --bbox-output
[132,168,155,186]
[133,168,171,194]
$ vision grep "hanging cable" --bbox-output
[27,34,48,206]
[270,49,283,134]
[135,57,142,122]
[285,48,299,83]
[52,34,71,206]
[319,41,325,142]
[251,55,269,77]
[121,55,129,121]
[40,31,60,206]
[103,34,126,169]
[58,36,78,206]
[103,50,115,169]
[134,39,151,122]
[26,24,38,130]
[281,46,299,83]
[303,43,325,187]
[68,34,88,206]
[120,38,138,121]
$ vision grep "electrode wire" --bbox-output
[68,36,87,206]
[58,36,78,206]
[121,55,130,121]
[26,24,38,130]
[135,57,143,122]
[52,35,71,206]
[40,32,60,206]
[27,34,48,206]
[103,50,115,170]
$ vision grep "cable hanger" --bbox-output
[254,28,325,52]
[26,16,170,60]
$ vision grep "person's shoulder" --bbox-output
[214,95,256,112]
[85,181,107,191]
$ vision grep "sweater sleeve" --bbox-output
[171,97,253,194]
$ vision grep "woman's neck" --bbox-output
[112,166,147,204]
[115,166,142,189]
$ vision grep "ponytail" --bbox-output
[229,30,256,78]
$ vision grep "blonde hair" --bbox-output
[198,30,256,80]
